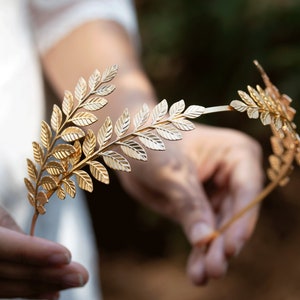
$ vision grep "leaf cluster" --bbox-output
[230,61,300,186]
[24,66,205,217]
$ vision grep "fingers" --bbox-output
[223,148,263,256]
[186,247,207,285]
[223,185,260,257]
[0,227,71,266]
[187,236,227,285]
[0,261,88,298]
[187,150,263,285]
[174,183,216,246]
[0,227,89,298]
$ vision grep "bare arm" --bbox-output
[42,20,156,122]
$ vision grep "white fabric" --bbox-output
[30,0,139,54]
[0,0,138,299]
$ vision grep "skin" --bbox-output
[0,19,263,298]
[0,207,88,299]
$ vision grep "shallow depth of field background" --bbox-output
[85,1,300,299]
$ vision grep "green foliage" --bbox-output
[136,0,300,133]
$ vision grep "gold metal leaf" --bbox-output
[83,96,108,111]
[32,141,44,165]
[40,120,52,150]
[70,140,82,165]
[26,158,37,181]
[96,84,116,96]
[260,111,272,126]
[230,100,248,112]
[279,176,290,186]
[62,178,76,198]
[282,136,293,150]
[138,132,166,151]
[75,77,87,102]
[83,129,96,157]
[257,86,277,112]
[267,168,278,182]
[120,140,147,161]
[74,170,93,192]
[283,95,296,121]
[270,136,284,156]
[36,191,48,205]
[156,124,182,141]
[88,69,101,91]
[101,64,118,83]
[37,205,46,215]
[237,90,256,106]
[45,161,65,176]
[269,154,281,172]
[24,178,35,195]
[51,144,76,160]
[171,118,195,131]
[282,150,294,164]
[169,99,185,117]
[183,105,206,119]
[61,159,69,171]
[56,187,66,200]
[60,126,85,142]
[115,109,130,137]
[88,160,110,184]
[70,112,97,126]
[247,85,265,108]
[40,176,57,191]
[133,104,150,129]
[97,117,113,148]
[102,150,131,172]
[27,193,35,207]
[151,99,168,124]
[62,90,74,116]
[247,107,260,119]
[273,116,283,131]
[50,104,63,133]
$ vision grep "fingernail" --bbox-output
[48,252,71,265]
[63,273,85,287]
[190,223,215,246]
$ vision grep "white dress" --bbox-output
[0,0,138,299]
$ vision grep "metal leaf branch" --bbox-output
[25,61,300,239]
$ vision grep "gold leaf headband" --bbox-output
[25,61,299,240]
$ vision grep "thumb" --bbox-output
[0,206,23,233]
[176,186,216,247]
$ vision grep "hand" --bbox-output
[118,124,263,284]
[0,207,89,299]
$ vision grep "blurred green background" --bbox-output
[85,1,300,299]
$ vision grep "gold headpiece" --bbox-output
[25,61,299,238]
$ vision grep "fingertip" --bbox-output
[187,260,207,286]
[205,258,228,279]
[205,236,228,279]
[47,250,71,265]
[186,248,207,285]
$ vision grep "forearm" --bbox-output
[42,20,157,123]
